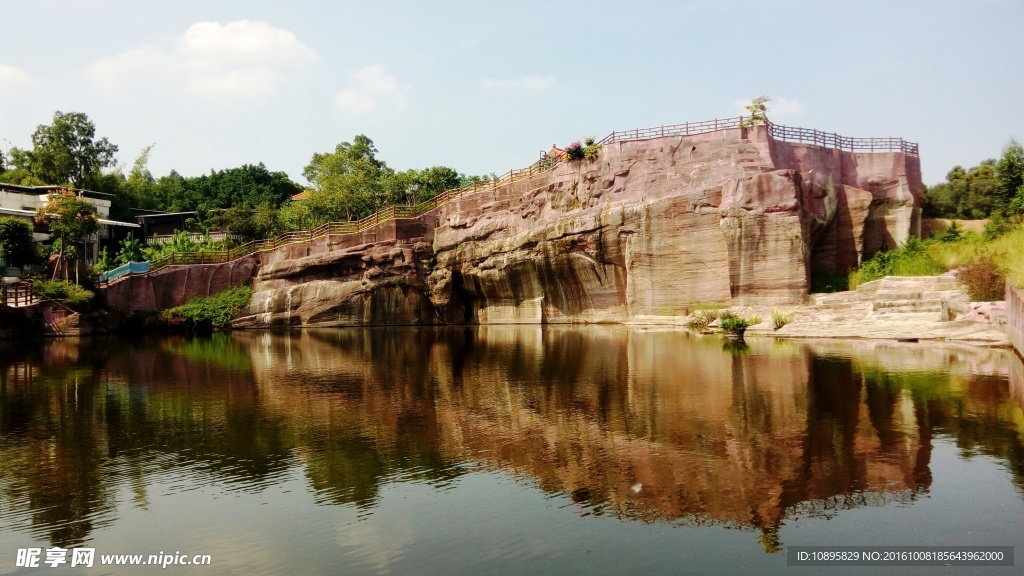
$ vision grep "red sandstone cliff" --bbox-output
[428,125,920,324]
[227,123,919,327]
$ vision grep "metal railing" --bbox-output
[106,115,917,280]
[598,116,919,157]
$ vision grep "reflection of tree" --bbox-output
[0,364,116,548]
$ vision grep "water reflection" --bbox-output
[0,329,1022,553]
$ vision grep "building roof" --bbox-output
[547,144,567,160]
[133,211,198,221]
[0,183,115,200]
[291,190,313,200]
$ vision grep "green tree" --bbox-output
[141,164,301,213]
[0,147,45,185]
[996,139,1024,215]
[922,161,999,219]
[35,189,99,282]
[115,237,145,265]
[27,111,119,188]
[0,217,35,268]
[304,135,391,219]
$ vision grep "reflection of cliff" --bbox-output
[1,331,1022,550]
[237,330,1023,531]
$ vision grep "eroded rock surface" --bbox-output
[234,125,921,327]
[428,126,920,324]
[233,238,436,328]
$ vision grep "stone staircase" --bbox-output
[809,273,966,320]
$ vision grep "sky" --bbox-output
[1,0,1021,186]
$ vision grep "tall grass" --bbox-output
[848,237,946,289]
[844,226,1024,290]
[926,226,1024,288]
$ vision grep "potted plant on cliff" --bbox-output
[720,315,750,343]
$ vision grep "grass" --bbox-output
[161,286,253,330]
[843,225,1024,291]
[771,308,795,330]
[927,226,1024,287]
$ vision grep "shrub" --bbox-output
[565,141,585,161]
[717,309,737,321]
[771,308,795,330]
[849,236,946,288]
[93,247,116,274]
[957,257,1006,301]
[565,139,601,161]
[685,310,714,331]
[720,316,750,333]
[940,221,963,243]
[31,280,95,309]
[161,286,253,330]
[748,313,763,325]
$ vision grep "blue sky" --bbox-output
[1,0,1021,186]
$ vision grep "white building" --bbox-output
[0,184,140,265]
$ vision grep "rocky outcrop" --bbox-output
[428,125,920,323]
[233,237,435,328]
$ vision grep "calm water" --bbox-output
[1,328,1023,575]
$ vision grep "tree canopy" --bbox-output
[35,189,100,281]
[922,139,1024,221]
[282,134,473,229]
[26,111,119,189]
[0,217,35,268]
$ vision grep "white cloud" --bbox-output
[0,63,35,98]
[334,89,378,115]
[85,20,317,103]
[734,96,804,119]
[333,65,408,115]
[481,75,557,91]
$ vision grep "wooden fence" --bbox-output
[1,282,40,308]
[115,116,917,278]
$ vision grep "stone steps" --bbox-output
[808,274,967,320]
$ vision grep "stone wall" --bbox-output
[1007,280,1024,356]
[102,255,260,314]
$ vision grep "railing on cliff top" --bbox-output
[105,116,917,281]
[597,117,920,157]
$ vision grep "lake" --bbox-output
[1,328,1022,574]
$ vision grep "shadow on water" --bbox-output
[0,329,1022,551]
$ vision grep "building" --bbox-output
[0,184,140,265]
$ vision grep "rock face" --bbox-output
[233,124,921,328]
[234,219,436,327]
[102,255,260,313]
[429,125,920,324]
